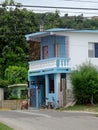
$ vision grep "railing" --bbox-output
[29,57,71,71]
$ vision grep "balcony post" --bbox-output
[45,74,49,106]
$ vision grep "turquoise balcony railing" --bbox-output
[29,57,71,75]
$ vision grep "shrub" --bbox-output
[70,62,98,104]
[8,95,19,100]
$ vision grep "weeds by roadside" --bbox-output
[58,104,98,112]
[0,122,14,130]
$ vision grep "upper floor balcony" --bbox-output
[28,57,71,76]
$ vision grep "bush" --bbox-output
[8,95,19,100]
[70,62,98,104]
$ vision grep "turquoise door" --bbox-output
[37,85,45,108]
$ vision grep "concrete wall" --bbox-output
[66,74,74,104]
[0,100,24,110]
[0,88,4,101]
[69,32,98,69]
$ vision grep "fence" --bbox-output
[0,100,24,110]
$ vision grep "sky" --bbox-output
[0,0,98,17]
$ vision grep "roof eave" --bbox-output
[25,32,50,41]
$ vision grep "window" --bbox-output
[88,42,98,58]
[95,44,98,57]
[21,89,27,97]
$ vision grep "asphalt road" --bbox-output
[0,110,98,130]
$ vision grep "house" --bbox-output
[25,28,98,109]
[8,84,27,99]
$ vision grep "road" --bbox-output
[0,110,98,130]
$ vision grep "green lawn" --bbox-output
[0,122,14,130]
[59,104,98,112]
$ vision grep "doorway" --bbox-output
[37,76,45,107]
[42,46,48,59]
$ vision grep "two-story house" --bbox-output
[25,28,98,109]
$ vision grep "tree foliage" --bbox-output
[0,6,30,79]
[5,66,27,84]
[70,63,98,104]
[0,0,98,83]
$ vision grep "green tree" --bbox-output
[0,4,33,78]
[70,62,98,104]
[4,66,27,84]
[43,11,61,30]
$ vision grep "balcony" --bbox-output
[29,57,71,75]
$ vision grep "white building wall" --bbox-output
[66,74,72,89]
[55,31,98,105]
[69,32,98,69]
[55,32,98,69]
[66,74,74,104]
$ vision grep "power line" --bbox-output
[0,4,98,11]
[15,5,98,11]
[1,4,98,16]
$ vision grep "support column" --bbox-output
[62,79,66,106]
[45,74,49,105]
[55,74,61,108]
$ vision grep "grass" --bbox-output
[59,104,98,112]
[0,122,14,130]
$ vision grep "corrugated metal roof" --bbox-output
[71,30,98,33]
[25,31,49,40]
[25,28,98,40]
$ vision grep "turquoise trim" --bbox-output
[54,74,57,108]
[45,75,49,105]
[29,57,70,65]
[36,88,39,109]
[29,68,71,76]
[44,74,57,109]
[25,28,98,41]
[40,35,65,59]
[71,30,98,33]
[25,32,49,40]
[46,28,74,32]
[28,57,71,76]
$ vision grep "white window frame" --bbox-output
[88,42,94,58]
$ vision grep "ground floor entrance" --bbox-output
[28,73,67,109]
[29,75,45,108]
